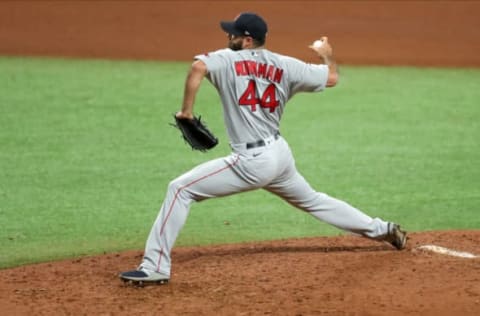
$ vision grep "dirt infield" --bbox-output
[1,231,479,315]
[1,1,480,315]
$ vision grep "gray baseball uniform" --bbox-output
[139,48,391,277]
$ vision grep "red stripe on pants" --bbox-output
[156,156,240,272]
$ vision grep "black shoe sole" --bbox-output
[120,278,169,287]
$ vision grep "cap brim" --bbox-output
[220,21,242,36]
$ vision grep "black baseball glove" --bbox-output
[171,115,218,152]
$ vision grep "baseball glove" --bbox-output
[171,115,218,152]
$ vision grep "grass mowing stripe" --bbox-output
[0,56,479,268]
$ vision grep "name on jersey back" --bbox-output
[235,60,284,84]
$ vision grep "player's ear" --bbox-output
[243,36,254,48]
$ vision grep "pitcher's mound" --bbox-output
[1,230,479,315]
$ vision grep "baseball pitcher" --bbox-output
[120,12,407,286]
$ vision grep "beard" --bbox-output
[228,39,243,51]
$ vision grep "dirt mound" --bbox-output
[1,231,479,315]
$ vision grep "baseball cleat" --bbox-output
[119,268,169,286]
[385,223,407,250]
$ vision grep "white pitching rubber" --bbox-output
[416,244,478,258]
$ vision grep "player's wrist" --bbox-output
[176,111,194,120]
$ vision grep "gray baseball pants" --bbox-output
[140,135,390,276]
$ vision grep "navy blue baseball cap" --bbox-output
[220,13,268,40]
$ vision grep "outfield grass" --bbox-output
[0,56,479,268]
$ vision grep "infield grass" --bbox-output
[1,56,479,268]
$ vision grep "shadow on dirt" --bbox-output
[175,243,392,263]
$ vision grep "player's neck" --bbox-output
[243,44,265,50]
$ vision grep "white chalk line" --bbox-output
[415,244,479,259]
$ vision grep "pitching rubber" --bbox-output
[415,244,478,259]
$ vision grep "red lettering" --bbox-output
[238,80,258,111]
[266,65,274,81]
[238,80,280,113]
[257,63,267,78]
[235,61,284,84]
[261,84,279,112]
[246,61,258,76]
[235,61,247,76]
[273,68,283,83]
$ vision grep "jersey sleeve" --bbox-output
[194,49,230,85]
[283,56,329,95]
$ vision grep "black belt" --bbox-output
[246,132,280,149]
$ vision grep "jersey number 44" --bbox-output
[239,80,280,113]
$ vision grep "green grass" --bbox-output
[1,56,479,268]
